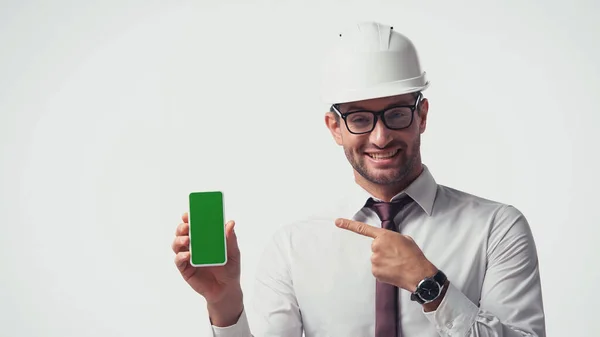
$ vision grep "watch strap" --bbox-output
[433,269,447,287]
[410,291,425,304]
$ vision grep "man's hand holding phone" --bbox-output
[171,212,244,327]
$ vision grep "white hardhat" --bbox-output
[320,22,430,105]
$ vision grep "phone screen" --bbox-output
[188,191,227,267]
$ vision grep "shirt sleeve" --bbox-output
[423,205,546,337]
[208,225,303,337]
[210,309,252,337]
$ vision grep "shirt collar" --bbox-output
[341,164,438,219]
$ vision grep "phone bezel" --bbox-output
[188,191,228,267]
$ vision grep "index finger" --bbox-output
[335,218,382,238]
[182,212,188,223]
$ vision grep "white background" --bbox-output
[1,1,598,336]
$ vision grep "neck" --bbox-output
[355,163,424,202]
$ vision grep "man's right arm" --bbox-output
[208,226,303,337]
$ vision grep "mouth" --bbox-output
[365,149,401,160]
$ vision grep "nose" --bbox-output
[369,118,393,148]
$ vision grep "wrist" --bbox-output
[411,262,438,292]
[410,266,448,309]
[422,279,449,312]
[207,286,244,327]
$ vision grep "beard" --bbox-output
[344,136,420,185]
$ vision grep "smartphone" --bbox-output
[188,191,227,267]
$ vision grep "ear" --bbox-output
[417,98,429,134]
[325,111,344,146]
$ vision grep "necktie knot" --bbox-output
[366,196,412,229]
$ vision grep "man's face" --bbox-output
[326,93,429,186]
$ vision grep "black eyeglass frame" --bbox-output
[331,93,423,135]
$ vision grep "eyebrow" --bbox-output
[346,99,414,111]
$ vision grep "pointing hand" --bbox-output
[335,218,438,292]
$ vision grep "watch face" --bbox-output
[418,279,440,301]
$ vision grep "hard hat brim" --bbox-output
[321,73,430,105]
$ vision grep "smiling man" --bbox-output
[172,21,546,337]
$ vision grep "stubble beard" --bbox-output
[345,136,421,186]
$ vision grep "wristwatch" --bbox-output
[410,269,447,304]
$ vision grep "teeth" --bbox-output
[368,150,398,159]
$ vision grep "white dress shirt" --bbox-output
[209,165,545,337]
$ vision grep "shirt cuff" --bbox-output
[211,308,251,337]
[423,282,479,336]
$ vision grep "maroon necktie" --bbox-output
[366,196,413,337]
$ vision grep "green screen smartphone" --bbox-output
[188,191,227,267]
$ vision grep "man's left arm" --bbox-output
[422,205,546,337]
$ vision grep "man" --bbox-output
[172,22,545,337]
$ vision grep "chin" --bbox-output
[361,171,403,185]
[362,162,416,184]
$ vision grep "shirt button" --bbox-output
[446,322,453,329]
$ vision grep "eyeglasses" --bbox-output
[331,93,422,135]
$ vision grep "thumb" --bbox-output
[225,220,240,255]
